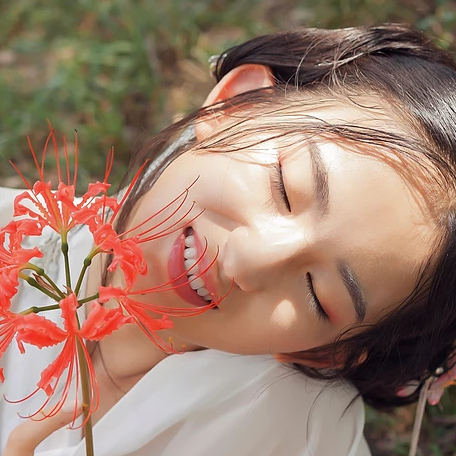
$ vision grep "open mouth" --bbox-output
[183,227,213,303]
[168,226,218,308]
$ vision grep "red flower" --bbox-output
[0,221,44,269]
[1,123,230,436]
[0,221,43,308]
[0,273,19,310]
[91,224,147,288]
[11,126,118,237]
[90,181,202,288]
[0,311,22,383]
[0,217,47,382]
[95,237,228,352]
[7,293,133,422]
[0,310,60,383]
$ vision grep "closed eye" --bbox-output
[271,162,291,212]
[306,273,329,321]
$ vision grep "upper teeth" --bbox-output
[184,248,197,259]
[184,258,199,274]
[184,233,212,302]
[188,275,205,289]
[184,235,195,248]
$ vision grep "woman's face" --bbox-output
[125,103,438,356]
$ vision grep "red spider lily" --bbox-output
[1,122,231,449]
[0,221,44,271]
[0,310,61,384]
[9,122,153,290]
[90,224,147,288]
[0,311,21,383]
[86,181,201,289]
[0,273,19,311]
[0,221,43,308]
[1,219,43,240]
[11,124,119,237]
[7,294,133,425]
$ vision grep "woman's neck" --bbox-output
[85,250,203,424]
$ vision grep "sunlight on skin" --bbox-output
[271,299,297,330]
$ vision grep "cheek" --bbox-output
[268,300,313,352]
[271,299,298,330]
[234,298,336,353]
[168,151,272,214]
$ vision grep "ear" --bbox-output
[195,64,274,140]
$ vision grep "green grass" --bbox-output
[1,0,455,190]
[1,1,456,454]
[366,388,456,455]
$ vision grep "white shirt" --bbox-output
[0,186,371,456]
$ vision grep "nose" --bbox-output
[220,223,306,292]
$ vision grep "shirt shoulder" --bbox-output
[244,362,372,456]
[172,352,371,456]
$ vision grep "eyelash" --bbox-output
[272,162,291,212]
[271,164,325,320]
[306,273,329,321]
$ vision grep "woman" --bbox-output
[2,23,456,455]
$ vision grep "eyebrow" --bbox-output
[307,141,367,322]
[308,140,330,215]
[336,260,367,323]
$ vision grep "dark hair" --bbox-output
[113,24,456,410]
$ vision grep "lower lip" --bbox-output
[167,229,215,307]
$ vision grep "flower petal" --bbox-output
[15,313,67,349]
[0,315,18,360]
[97,285,126,303]
[82,182,110,200]
[79,302,133,340]
[59,293,79,334]
[55,182,76,209]
[37,337,75,397]
[14,187,61,233]
[106,238,146,287]
[0,272,19,309]
[1,219,43,241]
[13,191,41,219]
[70,206,102,232]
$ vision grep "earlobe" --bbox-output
[195,64,275,140]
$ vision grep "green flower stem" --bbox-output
[61,233,72,290]
[76,316,94,456]
[20,303,60,315]
[19,273,62,302]
[74,248,100,297]
[23,263,65,299]
[77,293,99,306]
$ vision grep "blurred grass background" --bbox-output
[1,0,456,454]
